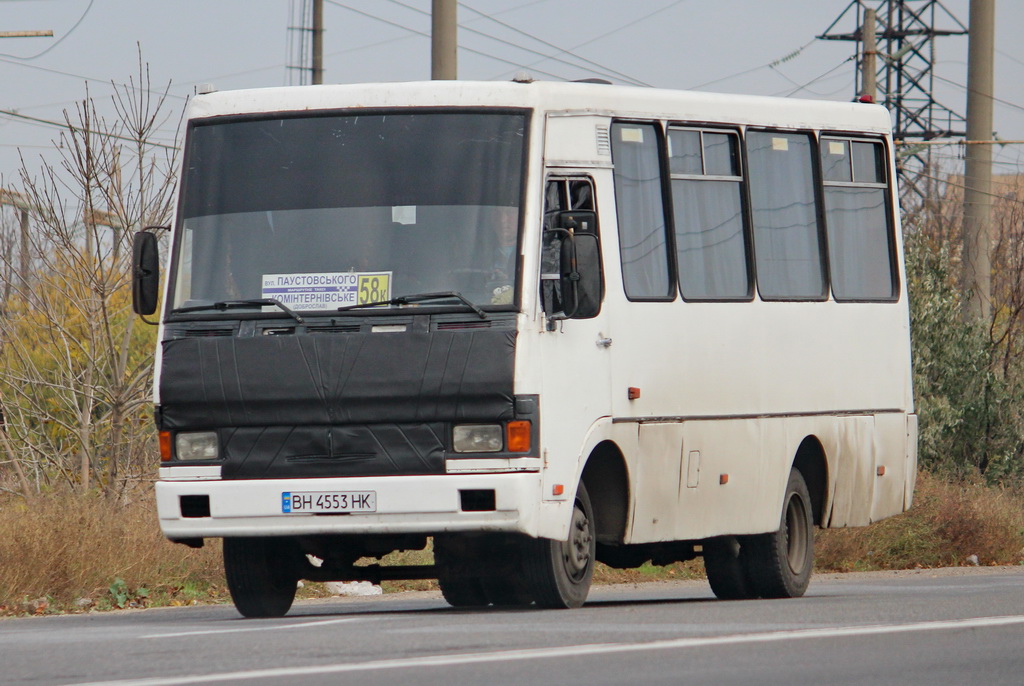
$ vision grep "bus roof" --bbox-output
[186,80,893,136]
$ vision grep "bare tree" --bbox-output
[0,53,180,498]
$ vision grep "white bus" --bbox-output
[133,79,917,617]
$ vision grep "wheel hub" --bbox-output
[785,494,809,574]
[562,505,593,581]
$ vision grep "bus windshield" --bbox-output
[170,111,527,313]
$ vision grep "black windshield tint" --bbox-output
[172,111,527,312]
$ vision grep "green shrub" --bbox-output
[905,228,1024,482]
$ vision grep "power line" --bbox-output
[187,24,450,90]
[330,0,645,84]
[0,109,179,151]
[455,2,652,86]
[485,0,690,83]
[896,139,1024,146]
[322,0,570,81]
[914,149,1024,171]
[914,168,1024,207]
[689,40,817,90]
[781,56,855,98]
[0,0,95,60]
[181,0,658,92]
[0,55,188,102]
[540,0,688,56]
[996,49,1024,69]
[931,72,1024,115]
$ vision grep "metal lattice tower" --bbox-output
[819,1,968,198]
[287,0,313,86]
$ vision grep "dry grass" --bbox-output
[0,492,224,615]
[816,470,1024,571]
[1,470,1022,615]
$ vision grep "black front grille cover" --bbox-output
[219,423,447,479]
[157,329,517,478]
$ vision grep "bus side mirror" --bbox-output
[132,230,161,316]
[558,211,603,320]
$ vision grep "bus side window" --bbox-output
[669,127,751,300]
[610,122,673,300]
[820,137,897,301]
[746,130,826,300]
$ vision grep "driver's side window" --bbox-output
[541,177,597,316]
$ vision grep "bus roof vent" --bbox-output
[512,71,535,84]
[596,126,611,156]
[573,78,612,85]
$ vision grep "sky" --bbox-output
[2,0,1024,186]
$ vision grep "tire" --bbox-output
[434,537,490,608]
[522,482,595,609]
[703,536,754,600]
[223,537,300,618]
[437,576,490,607]
[742,468,815,599]
[481,574,535,607]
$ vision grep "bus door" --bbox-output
[537,174,612,500]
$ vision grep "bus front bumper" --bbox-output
[155,472,546,540]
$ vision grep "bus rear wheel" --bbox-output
[223,537,300,618]
[743,468,815,598]
[703,536,755,600]
[522,483,595,609]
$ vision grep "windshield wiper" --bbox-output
[173,298,305,324]
[336,291,487,319]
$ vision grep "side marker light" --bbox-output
[159,431,172,461]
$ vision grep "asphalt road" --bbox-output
[3,566,1023,686]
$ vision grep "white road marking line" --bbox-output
[72,614,1024,686]
[141,617,365,639]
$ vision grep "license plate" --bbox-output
[281,491,377,514]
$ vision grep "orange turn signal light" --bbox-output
[506,420,531,453]
[159,431,172,461]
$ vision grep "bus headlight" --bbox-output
[175,431,220,461]
[453,424,503,453]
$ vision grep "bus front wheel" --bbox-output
[434,538,490,608]
[522,482,595,608]
[223,537,300,618]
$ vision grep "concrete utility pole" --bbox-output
[0,189,32,292]
[432,0,457,80]
[963,0,996,322]
[0,30,53,38]
[860,9,877,102]
[311,0,324,85]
